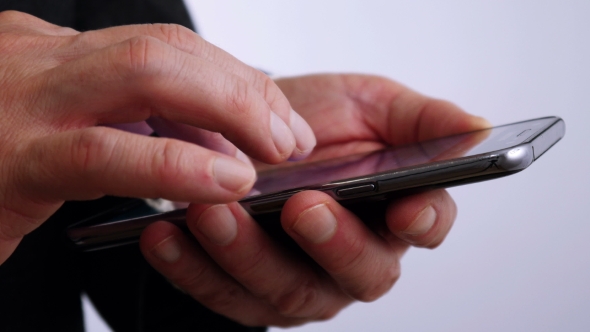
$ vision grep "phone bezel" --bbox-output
[240,116,563,214]
[65,116,565,251]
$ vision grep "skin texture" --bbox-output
[0,11,315,265]
[140,74,491,327]
[0,9,491,329]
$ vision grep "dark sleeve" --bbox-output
[73,0,194,31]
[0,0,77,26]
[0,0,194,30]
[0,205,85,332]
[82,244,267,332]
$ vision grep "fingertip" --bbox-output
[288,109,317,161]
[468,115,492,131]
[140,221,183,264]
[186,203,214,229]
[386,190,457,248]
[212,156,256,195]
[290,203,338,244]
[402,205,437,236]
[282,191,341,245]
[270,111,296,161]
[193,204,238,246]
[151,235,182,263]
[235,149,254,167]
[281,191,334,228]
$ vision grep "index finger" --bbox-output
[62,24,317,159]
[38,36,296,163]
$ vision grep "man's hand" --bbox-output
[140,74,490,326]
[0,11,316,265]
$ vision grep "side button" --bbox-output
[336,184,376,197]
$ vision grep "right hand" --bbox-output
[0,11,316,265]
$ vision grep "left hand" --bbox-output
[140,74,490,327]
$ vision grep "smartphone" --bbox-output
[67,116,565,250]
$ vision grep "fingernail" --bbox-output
[152,235,181,263]
[270,111,296,158]
[288,109,317,161]
[472,116,492,129]
[292,204,337,244]
[213,157,256,194]
[403,205,437,236]
[196,205,238,246]
[235,149,253,167]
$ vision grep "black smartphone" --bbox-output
[67,116,565,250]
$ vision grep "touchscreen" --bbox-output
[251,118,553,196]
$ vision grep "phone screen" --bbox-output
[251,117,554,196]
[66,117,563,251]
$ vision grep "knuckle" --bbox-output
[198,284,245,312]
[271,279,320,317]
[224,245,267,278]
[326,235,402,302]
[69,128,116,175]
[241,70,288,115]
[54,26,77,36]
[260,73,279,98]
[260,74,288,110]
[154,23,193,47]
[114,36,166,79]
[169,265,207,291]
[353,259,401,302]
[150,139,193,192]
[329,236,369,275]
[65,30,95,51]
[226,78,257,118]
[193,35,216,60]
[153,23,214,61]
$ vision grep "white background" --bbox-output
[85,1,590,331]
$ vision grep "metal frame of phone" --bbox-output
[66,116,565,251]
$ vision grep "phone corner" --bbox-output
[496,145,535,171]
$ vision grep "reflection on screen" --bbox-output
[252,118,552,196]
